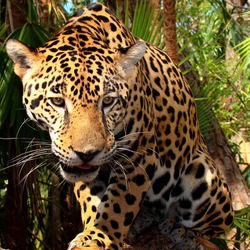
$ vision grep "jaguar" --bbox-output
[6,2,234,250]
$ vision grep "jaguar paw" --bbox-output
[71,247,103,250]
[68,231,109,250]
[68,240,104,250]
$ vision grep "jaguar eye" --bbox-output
[102,96,115,107]
[50,97,65,107]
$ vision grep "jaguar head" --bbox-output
[6,39,146,182]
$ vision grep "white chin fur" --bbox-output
[59,166,100,183]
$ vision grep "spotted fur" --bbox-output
[6,3,233,250]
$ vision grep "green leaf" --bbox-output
[130,0,164,49]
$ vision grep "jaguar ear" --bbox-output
[6,39,38,79]
[118,41,146,79]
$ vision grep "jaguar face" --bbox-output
[6,39,146,182]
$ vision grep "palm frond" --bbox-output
[131,0,164,49]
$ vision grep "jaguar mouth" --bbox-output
[60,163,99,175]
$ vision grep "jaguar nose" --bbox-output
[75,150,100,163]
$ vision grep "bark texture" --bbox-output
[163,0,179,64]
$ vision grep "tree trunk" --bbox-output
[163,0,178,64]
[6,0,27,33]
